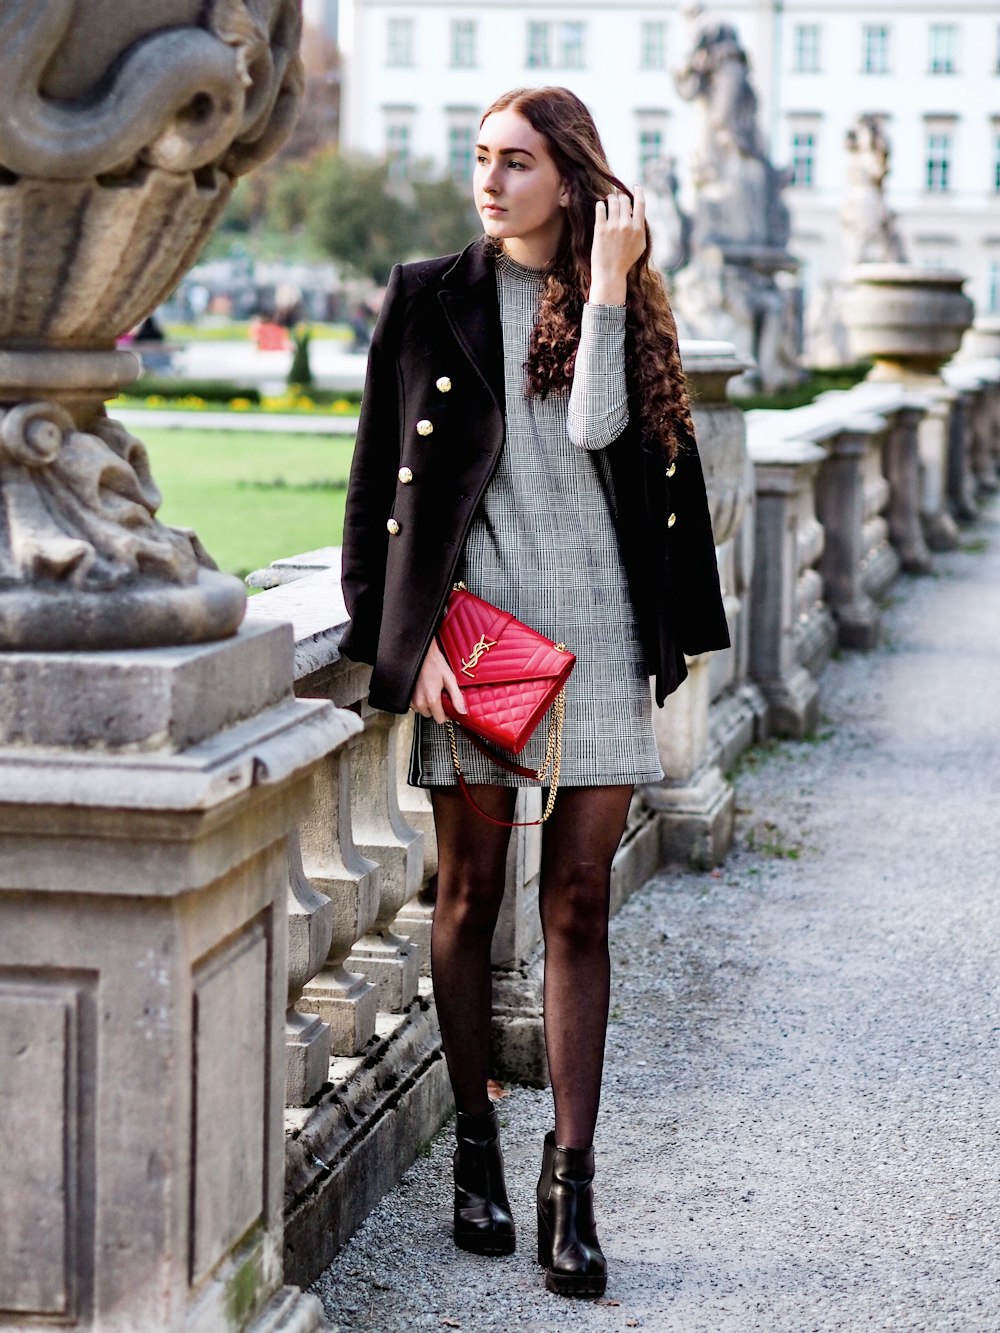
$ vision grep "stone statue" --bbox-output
[667,1,802,393]
[0,0,303,648]
[841,115,907,265]
[643,156,691,274]
[673,0,790,254]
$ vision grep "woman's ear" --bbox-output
[559,180,570,207]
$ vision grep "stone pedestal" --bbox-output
[0,622,346,1331]
[644,654,735,869]
[747,438,831,737]
[814,423,895,649]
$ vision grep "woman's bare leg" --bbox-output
[430,784,517,1114]
[538,785,634,1148]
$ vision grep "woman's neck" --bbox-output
[499,237,555,270]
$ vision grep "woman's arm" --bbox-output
[566,303,629,451]
[568,185,648,451]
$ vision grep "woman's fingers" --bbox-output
[409,638,467,725]
[631,183,645,230]
[440,661,468,719]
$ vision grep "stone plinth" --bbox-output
[0,622,346,1331]
[746,437,832,737]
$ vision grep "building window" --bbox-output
[386,17,414,68]
[793,24,821,74]
[385,120,412,180]
[638,128,664,181]
[989,261,1000,314]
[640,21,667,70]
[925,131,951,193]
[862,25,890,74]
[526,21,550,68]
[448,123,476,180]
[449,19,476,68]
[560,22,586,69]
[790,131,816,188]
[993,132,1000,193]
[929,23,957,74]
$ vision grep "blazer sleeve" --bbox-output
[339,265,404,664]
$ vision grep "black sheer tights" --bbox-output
[430,784,634,1150]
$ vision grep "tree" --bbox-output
[409,172,479,259]
[307,152,414,285]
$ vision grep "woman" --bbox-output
[340,86,729,1297]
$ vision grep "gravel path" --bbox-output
[312,500,1000,1333]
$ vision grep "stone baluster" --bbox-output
[746,437,832,736]
[859,419,901,600]
[285,830,334,1105]
[880,404,933,574]
[946,386,979,524]
[970,381,1000,496]
[917,388,962,551]
[298,732,380,1056]
[346,707,423,1012]
[392,713,438,977]
[814,420,892,649]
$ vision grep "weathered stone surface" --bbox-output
[0,636,343,1330]
[0,0,304,651]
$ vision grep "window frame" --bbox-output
[929,22,958,75]
[862,23,890,75]
[526,19,550,69]
[640,20,667,71]
[449,18,477,69]
[385,16,415,69]
[793,23,821,74]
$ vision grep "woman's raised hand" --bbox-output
[410,637,468,724]
[589,185,646,306]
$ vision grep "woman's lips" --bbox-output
[482,203,505,214]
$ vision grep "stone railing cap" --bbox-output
[246,566,350,680]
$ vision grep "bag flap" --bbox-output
[438,590,574,687]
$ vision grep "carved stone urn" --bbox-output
[0,0,303,648]
[841,263,974,381]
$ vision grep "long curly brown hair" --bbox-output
[480,86,693,461]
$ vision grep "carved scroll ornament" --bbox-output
[0,0,303,180]
[0,403,204,589]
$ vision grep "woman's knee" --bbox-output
[540,863,611,948]
[434,868,506,938]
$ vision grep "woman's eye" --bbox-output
[507,160,526,170]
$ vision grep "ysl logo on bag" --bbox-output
[461,634,498,677]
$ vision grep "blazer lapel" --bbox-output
[438,237,505,415]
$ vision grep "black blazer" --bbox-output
[340,237,730,714]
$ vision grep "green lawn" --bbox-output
[141,427,354,580]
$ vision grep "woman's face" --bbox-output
[474,108,567,260]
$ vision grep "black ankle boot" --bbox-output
[453,1105,516,1255]
[536,1131,607,1296]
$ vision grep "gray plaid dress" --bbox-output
[410,250,663,788]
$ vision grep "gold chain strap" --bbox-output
[445,687,567,825]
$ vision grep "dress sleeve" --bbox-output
[566,302,630,451]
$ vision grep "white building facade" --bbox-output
[337,0,1000,317]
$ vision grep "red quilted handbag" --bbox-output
[436,584,575,826]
